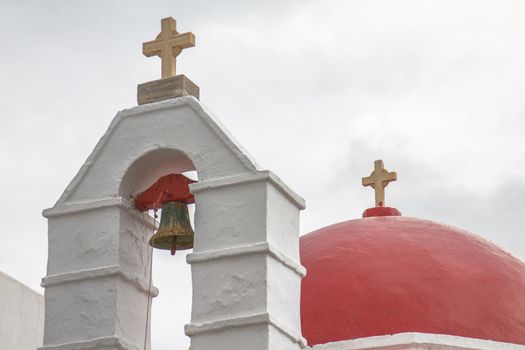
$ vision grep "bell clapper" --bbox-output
[171,236,177,256]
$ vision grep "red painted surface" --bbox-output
[134,174,196,211]
[362,206,401,218]
[300,216,525,346]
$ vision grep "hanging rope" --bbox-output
[143,210,157,350]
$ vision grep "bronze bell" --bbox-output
[149,201,194,255]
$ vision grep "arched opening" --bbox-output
[120,148,196,198]
[120,148,197,350]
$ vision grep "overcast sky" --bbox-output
[1,0,525,349]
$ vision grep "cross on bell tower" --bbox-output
[143,17,195,79]
[362,159,397,207]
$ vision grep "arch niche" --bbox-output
[119,147,197,350]
[41,97,306,350]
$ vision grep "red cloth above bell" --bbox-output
[134,173,196,211]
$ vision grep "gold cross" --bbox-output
[143,17,195,79]
[362,160,397,207]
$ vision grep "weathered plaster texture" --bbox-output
[41,96,305,350]
[0,271,44,350]
[311,333,525,350]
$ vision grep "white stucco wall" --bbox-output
[40,97,306,350]
[0,271,44,350]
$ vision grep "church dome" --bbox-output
[300,212,525,346]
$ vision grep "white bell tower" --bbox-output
[40,17,306,350]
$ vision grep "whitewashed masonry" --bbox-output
[40,96,306,350]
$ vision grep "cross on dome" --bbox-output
[142,17,195,79]
[362,159,397,207]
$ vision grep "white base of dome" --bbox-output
[310,332,525,350]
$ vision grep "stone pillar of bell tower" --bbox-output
[186,171,306,350]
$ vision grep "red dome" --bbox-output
[300,215,525,346]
